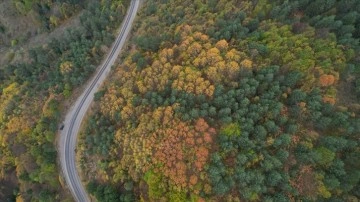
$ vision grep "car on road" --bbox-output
[59,124,65,130]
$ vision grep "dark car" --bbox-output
[59,124,65,130]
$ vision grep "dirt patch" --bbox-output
[0,169,18,201]
[336,79,358,107]
[290,165,318,199]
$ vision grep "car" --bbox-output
[59,124,65,130]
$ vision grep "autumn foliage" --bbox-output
[152,118,214,189]
[79,2,360,200]
[319,74,336,87]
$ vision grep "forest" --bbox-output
[78,0,360,201]
[0,0,129,200]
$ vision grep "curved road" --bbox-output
[59,1,140,201]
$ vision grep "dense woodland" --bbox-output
[78,0,360,201]
[0,0,129,200]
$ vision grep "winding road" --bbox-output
[59,1,140,201]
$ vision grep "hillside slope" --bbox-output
[0,0,85,66]
[0,0,130,201]
[79,0,360,201]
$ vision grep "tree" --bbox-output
[319,74,335,87]
[314,147,335,167]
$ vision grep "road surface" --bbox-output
[59,1,140,201]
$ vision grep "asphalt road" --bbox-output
[59,1,140,201]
